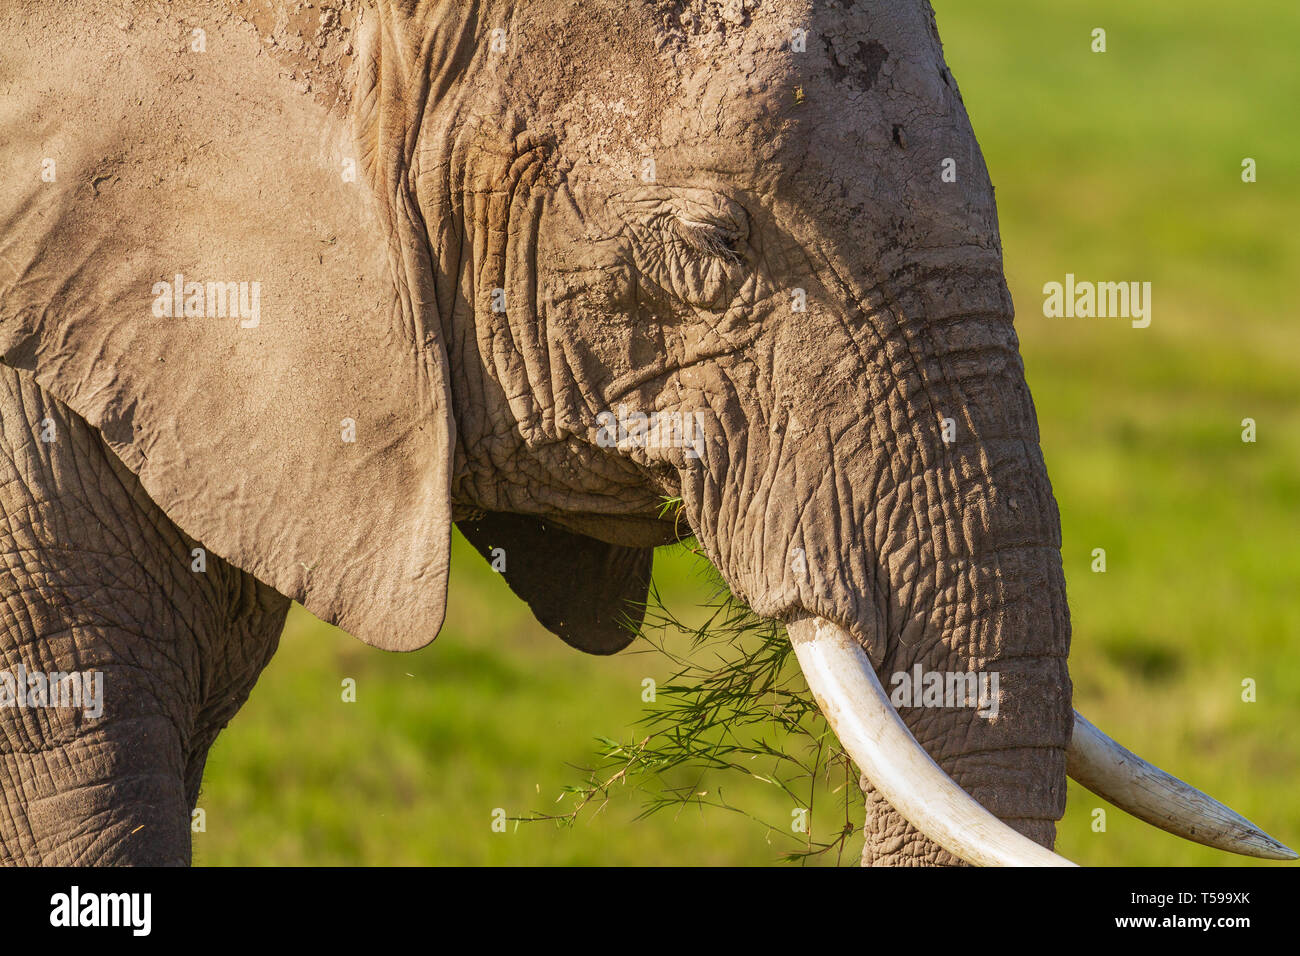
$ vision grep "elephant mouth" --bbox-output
[787,615,1297,865]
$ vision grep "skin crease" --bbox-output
[0,0,1071,865]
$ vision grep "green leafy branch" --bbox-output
[517,524,861,864]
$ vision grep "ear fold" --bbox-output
[457,513,654,655]
[0,16,453,650]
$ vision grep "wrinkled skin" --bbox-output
[0,0,1070,865]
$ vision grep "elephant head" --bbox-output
[0,0,1290,864]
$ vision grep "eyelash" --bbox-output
[670,217,742,263]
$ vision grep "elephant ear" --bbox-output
[0,17,452,650]
[457,514,654,655]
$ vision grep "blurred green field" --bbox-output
[196,1,1300,865]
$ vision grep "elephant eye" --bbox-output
[651,214,746,310]
[615,190,750,310]
[671,216,742,263]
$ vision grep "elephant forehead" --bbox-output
[540,40,798,170]
[526,6,954,185]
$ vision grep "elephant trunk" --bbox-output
[682,267,1074,864]
[871,279,1072,864]
[840,276,1074,865]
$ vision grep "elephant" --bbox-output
[0,0,1291,866]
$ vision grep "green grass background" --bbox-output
[196,1,1300,865]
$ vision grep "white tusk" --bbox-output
[787,616,1076,867]
[1068,711,1297,861]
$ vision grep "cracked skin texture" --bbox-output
[0,0,1071,865]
